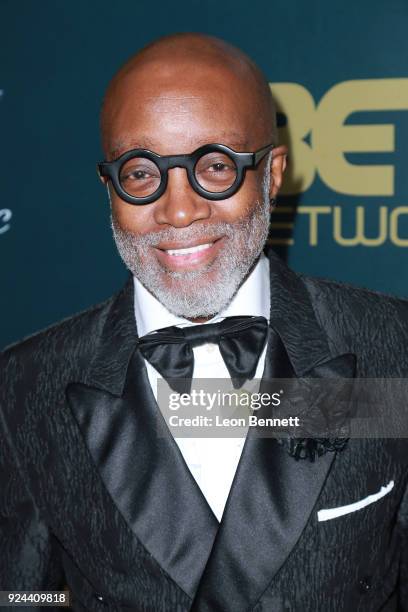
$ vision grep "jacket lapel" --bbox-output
[191,250,356,611]
[65,276,218,599]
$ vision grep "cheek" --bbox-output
[110,194,155,235]
[215,179,263,222]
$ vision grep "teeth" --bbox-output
[165,242,214,256]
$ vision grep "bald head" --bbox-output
[100,33,277,158]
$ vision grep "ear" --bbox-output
[269,145,288,206]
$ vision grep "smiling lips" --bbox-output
[154,237,225,271]
[165,242,213,256]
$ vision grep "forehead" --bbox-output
[103,61,265,158]
[109,131,249,160]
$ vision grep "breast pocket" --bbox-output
[317,479,394,522]
[313,478,402,549]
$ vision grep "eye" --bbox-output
[209,162,231,173]
[119,158,161,183]
[126,169,153,180]
[195,153,237,176]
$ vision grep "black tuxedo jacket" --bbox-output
[1,249,408,612]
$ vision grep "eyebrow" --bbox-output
[108,132,249,160]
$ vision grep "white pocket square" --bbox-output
[317,480,394,522]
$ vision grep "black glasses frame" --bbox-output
[97,143,274,205]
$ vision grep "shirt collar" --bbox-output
[133,252,270,337]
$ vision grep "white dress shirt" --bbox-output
[133,253,270,521]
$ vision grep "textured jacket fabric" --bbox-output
[0,248,407,612]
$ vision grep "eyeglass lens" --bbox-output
[118,151,238,198]
[193,151,238,193]
[119,157,162,198]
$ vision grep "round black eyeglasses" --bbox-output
[97,143,274,205]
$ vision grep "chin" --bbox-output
[147,269,239,319]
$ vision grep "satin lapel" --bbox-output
[65,276,219,598]
[191,251,357,612]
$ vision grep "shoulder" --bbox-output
[300,272,408,374]
[0,291,117,385]
[302,272,408,325]
[266,247,408,330]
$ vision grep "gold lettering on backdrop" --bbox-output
[297,207,331,246]
[333,206,388,246]
[270,78,408,196]
[268,206,407,247]
[390,207,408,246]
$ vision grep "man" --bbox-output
[0,33,407,612]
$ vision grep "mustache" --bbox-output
[111,218,245,248]
[110,200,265,248]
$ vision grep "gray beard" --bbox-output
[111,168,271,319]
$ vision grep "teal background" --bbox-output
[1,0,407,348]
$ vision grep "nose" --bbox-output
[153,167,211,228]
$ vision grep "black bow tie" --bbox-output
[138,315,268,394]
